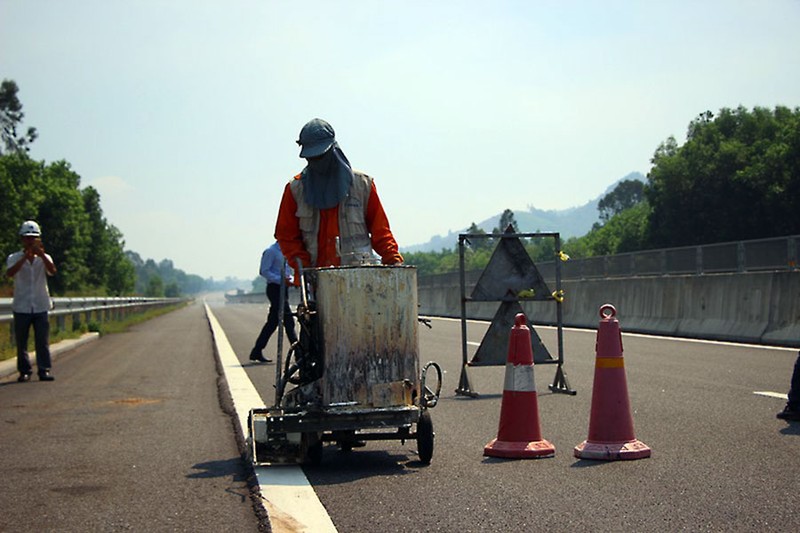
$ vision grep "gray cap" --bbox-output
[297,118,336,158]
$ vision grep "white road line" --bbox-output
[422,316,798,352]
[204,303,337,533]
[753,391,789,400]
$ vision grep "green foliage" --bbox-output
[567,202,651,257]
[494,209,519,234]
[145,275,165,297]
[0,154,135,295]
[164,282,181,298]
[404,235,562,276]
[127,252,219,296]
[646,105,800,247]
[0,79,38,155]
[598,179,645,222]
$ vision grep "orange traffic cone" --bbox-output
[484,313,555,459]
[574,304,651,460]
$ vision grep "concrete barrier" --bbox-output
[418,270,800,348]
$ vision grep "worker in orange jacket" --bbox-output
[275,118,403,282]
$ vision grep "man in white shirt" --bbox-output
[6,220,57,382]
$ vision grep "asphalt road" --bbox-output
[0,302,263,533]
[2,299,798,532]
[211,301,800,533]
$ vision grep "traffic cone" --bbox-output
[484,313,555,459]
[574,304,651,460]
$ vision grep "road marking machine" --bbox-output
[247,264,441,465]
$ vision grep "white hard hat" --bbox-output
[19,220,41,237]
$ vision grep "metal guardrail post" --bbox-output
[737,242,746,273]
[696,246,703,275]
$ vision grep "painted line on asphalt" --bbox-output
[424,316,798,352]
[204,303,337,533]
[753,391,788,400]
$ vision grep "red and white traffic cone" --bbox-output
[484,313,555,459]
[574,304,651,460]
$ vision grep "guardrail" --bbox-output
[1,296,188,346]
[534,234,799,280]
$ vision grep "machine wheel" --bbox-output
[416,410,434,465]
[304,433,323,466]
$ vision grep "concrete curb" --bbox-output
[0,332,100,381]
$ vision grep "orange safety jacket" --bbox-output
[275,171,403,281]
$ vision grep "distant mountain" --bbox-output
[402,172,645,253]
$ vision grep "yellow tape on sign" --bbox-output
[595,357,625,369]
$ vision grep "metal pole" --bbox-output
[549,233,576,395]
[455,235,477,396]
[275,259,286,407]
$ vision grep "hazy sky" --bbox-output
[2,1,798,281]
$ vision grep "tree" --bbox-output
[36,161,91,293]
[465,222,492,251]
[146,275,164,297]
[647,105,800,247]
[0,80,38,155]
[598,179,645,222]
[579,202,651,256]
[493,209,519,234]
[164,282,181,298]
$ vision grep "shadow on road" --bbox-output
[303,449,422,485]
[188,457,250,482]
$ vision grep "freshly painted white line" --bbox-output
[753,391,788,400]
[204,303,337,533]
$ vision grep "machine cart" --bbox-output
[248,264,441,466]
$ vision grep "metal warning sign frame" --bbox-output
[455,228,576,397]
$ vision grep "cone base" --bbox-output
[573,439,651,461]
[484,438,555,459]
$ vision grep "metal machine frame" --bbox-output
[248,263,441,466]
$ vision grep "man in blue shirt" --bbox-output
[249,241,298,363]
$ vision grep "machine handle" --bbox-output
[420,361,442,409]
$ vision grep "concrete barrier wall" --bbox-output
[418,271,800,348]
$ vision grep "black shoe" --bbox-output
[777,406,800,421]
[249,354,273,363]
[38,372,55,382]
[17,373,31,383]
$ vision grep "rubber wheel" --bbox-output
[305,434,323,466]
[416,410,434,465]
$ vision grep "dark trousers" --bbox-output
[14,312,52,377]
[788,352,800,410]
[250,283,297,356]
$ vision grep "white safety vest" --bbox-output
[289,171,373,266]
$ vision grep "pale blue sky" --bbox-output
[2,1,798,280]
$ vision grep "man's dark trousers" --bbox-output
[251,283,297,357]
[14,311,52,376]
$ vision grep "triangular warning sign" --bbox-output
[468,301,554,366]
[470,233,551,301]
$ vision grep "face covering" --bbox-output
[301,143,354,209]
